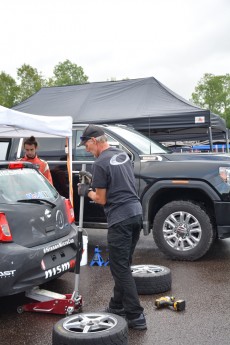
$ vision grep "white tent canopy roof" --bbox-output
[0,105,72,138]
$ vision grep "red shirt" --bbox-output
[21,155,53,185]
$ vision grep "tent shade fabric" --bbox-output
[0,105,72,138]
[141,113,227,142]
[13,77,226,141]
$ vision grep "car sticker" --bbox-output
[56,210,64,229]
[43,238,75,254]
[25,191,50,199]
[0,270,16,278]
[44,260,75,279]
[0,169,36,176]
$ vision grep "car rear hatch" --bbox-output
[0,163,73,247]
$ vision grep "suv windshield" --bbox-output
[0,168,58,203]
[106,126,170,154]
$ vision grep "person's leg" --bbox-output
[129,215,142,264]
[107,215,143,319]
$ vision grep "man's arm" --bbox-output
[88,188,106,205]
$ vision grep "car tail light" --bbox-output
[65,199,75,223]
[0,213,13,242]
[8,162,24,169]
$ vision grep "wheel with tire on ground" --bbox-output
[131,264,171,294]
[52,312,128,345]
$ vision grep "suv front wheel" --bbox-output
[152,200,215,261]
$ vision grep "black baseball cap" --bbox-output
[78,124,105,146]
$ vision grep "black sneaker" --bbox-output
[127,313,147,330]
[104,307,126,317]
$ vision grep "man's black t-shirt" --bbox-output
[92,147,142,227]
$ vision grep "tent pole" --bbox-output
[68,137,73,205]
[208,127,213,152]
[226,129,229,154]
[148,116,151,154]
[66,137,73,205]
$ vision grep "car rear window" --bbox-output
[0,168,58,203]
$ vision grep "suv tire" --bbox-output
[153,200,215,261]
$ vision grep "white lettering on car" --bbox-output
[43,238,74,254]
[0,270,16,278]
[45,262,70,279]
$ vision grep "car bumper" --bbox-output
[215,201,230,239]
[0,224,79,296]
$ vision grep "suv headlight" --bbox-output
[219,167,230,185]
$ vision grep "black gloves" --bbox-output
[78,170,93,197]
[78,170,92,184]
[78,183,93,197]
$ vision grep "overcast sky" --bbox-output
[1,0,230,100]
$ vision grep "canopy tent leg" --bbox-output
[226,129,229,154]
[208,127,213,152]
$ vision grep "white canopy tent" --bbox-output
[0,105,73,203]
[0,105,72,137]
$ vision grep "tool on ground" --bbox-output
[90,245,105,266]
[17,287,82,315]
[155,296,186,311]
[104,258,110,266]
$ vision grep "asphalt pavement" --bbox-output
[1,228,230,345]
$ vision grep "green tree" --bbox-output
[0,72,19,107]
[49,59,88,86]
[191,73,230,127]
[16,64,46,103]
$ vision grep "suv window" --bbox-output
[0,140,10,160]
[74,129,133,161]
[35,137,67,159]
[106,126,168,154]
[73,131,95,161]
[0,167,58,203]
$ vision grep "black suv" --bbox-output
[4,124,230,261]
[0,161,79,296]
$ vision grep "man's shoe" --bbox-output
[127,313,147,330]
[104,307,126,317]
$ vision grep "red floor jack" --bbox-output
[17,234,83,315]
[17,166,87,315]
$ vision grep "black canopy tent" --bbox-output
[13,77,227,150]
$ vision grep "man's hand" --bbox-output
[78,183,92,197]
[78,170,92,184]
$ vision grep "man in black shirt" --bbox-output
[78,124,146,330]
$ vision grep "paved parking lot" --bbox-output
[1,228,230,345]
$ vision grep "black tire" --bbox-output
[131,264,171,294]
[17,306,24,314]
[153,200,215,261]
[52,312,128,345]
